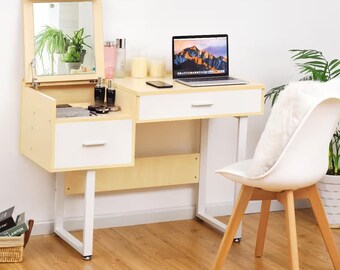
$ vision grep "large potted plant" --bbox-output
[265,49,340,227]
[321,127,340,227]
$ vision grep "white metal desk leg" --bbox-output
[82,170,95,258]
[54,170,95,259]
[234,116,249,241]
[196,119,227,233]
[55,173,65,232]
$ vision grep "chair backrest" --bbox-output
[257,98,340,190]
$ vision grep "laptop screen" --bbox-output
[172,34,229,79]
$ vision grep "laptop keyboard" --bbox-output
[180,76,235,82]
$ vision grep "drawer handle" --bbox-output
[82,141,107,147]
[191,102,214,107]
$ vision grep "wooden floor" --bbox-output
[2,209,340,270]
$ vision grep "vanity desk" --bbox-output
[20,0,264,259]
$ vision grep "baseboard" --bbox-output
[32,206,196,236]
[32,199,310,236]
[205,199,310,217]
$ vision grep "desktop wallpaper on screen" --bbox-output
[173,37,228,76]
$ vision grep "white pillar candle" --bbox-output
[131,57,148,78]
[149,59,166,78]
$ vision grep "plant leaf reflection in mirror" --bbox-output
[33,2,95,76]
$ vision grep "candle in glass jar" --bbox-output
[150,59,166,78]
[131,57,148,78]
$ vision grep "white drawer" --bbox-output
[138,89,263,121]
[54,120,133,169]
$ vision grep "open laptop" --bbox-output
[172,34,247,87]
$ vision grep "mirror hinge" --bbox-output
[30,59,39,89]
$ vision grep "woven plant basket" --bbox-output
[318,174,340,228]
[0,234,24,263]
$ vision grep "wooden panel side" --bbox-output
[115,89,137,117]
[64,153,200,194]
[92,0,104,77]
[135,120,201,157]
[39,84,94,104]
[20,85,56,172]
[23,0,34,84]
[116,90,137,167]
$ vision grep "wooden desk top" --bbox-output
[112,77,265,96]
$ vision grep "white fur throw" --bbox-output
[248,79,340,177]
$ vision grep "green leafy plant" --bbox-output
[329,129,340,175]
[35,26,92,73]
[66,28,92,53]
[63,46,80,63]
[34,26,69,74]
[35,26,69,56]
[265,49,340,175]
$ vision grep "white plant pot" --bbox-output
[65,62,81,74]
[317,174,340,228]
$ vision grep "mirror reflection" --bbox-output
[33,2,95,76]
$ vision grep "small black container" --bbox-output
[106,80,116,107]
[94,77,105,106]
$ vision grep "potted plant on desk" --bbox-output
[265,49,340,227]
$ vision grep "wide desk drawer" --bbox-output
[138,89,263,122]
[54,120,133,169]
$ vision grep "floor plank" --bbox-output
[1,209,339,270]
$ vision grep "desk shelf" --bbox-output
[64,153,200,194]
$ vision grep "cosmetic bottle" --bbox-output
[94,77,105,106]
[106,80,116,107]
[104,41,116,79]
[115,38,126,78]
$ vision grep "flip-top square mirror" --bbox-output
[23,0,104,84]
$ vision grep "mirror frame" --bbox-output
[23,0,104,84]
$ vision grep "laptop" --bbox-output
[172,34,247,87]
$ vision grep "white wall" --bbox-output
[1,0,339,234]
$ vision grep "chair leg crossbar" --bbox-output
[213,184,340,270]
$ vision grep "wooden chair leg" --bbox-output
[306,184,340,270]
[255,199,271,257]
[213,185,254,270]
[278,190,299,270]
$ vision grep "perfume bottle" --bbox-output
[115,38,126,78]
[104,41,116,79]
[106,80,116,107]
[94,77,105,106]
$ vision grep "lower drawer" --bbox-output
[54,120,133,170]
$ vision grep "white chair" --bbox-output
[213,97,340,270]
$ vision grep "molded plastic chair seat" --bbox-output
[217,157,329,192]
[213,97,340,270]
